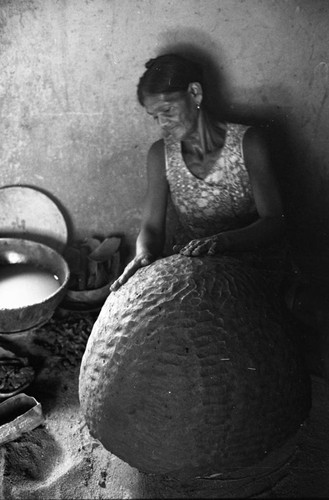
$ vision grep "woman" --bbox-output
[111,53,285,291]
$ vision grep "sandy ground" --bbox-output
[1,310,329,499]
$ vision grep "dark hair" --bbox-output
[137,53,203,106]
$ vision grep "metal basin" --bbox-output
[0,238,70,333]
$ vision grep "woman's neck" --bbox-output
[180,110,227,179]
[182,110,226,158]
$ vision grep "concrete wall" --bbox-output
[0,0,329,274]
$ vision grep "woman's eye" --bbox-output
[159,106,173,116]
[151,106,175,122]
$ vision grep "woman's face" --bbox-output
[143,90,199,141]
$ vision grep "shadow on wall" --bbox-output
[157,30,232,118]
[230,96,329,281]
[156,29,329,280]
[157,32,302,268]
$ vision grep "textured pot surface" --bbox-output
[79,254,311,478]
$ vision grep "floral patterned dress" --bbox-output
[164,122,288,282]
[164,123,258,241]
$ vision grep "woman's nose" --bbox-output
[158,115,170,128]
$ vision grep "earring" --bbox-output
[196,104,200,110]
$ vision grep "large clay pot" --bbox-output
[79,254,311,478]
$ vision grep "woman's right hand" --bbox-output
[110,253,154,292]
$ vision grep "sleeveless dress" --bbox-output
[164,122,288,283]
[164,123,257,241]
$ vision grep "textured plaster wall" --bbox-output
[0,0,329,273]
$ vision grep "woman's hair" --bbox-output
[137,53,203,106]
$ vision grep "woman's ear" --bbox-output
[187,82,203,107]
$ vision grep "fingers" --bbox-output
[110,281,120,292]
[109,270,131,291]
[178,237,222,257]
[179,239,209,256]
[110,254,154,292]
[110,260,140,291]
[172,244,183,253]
[140,254,154,266]
[208,235,226,255]
[207,242,217,255]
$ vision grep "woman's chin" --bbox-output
[163,128,185,141]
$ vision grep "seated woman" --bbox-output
[111,53,285,292]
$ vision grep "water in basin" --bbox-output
[0,264,60,309]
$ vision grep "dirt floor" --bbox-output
[1,309,329,499]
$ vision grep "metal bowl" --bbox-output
[0,238,70,333]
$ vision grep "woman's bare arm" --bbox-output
[111,140,168,290]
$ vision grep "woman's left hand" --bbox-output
[173,234,227,257]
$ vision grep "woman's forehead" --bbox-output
[143,92,185,112]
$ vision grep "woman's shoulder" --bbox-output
[225,121,251,136]
[147,139,166,175]
[148,139,166,162]
[149,138,165,155]
[220,122,251,153]
[242,124,271,151]
[225,120,273,139]
[225,122,273,152]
